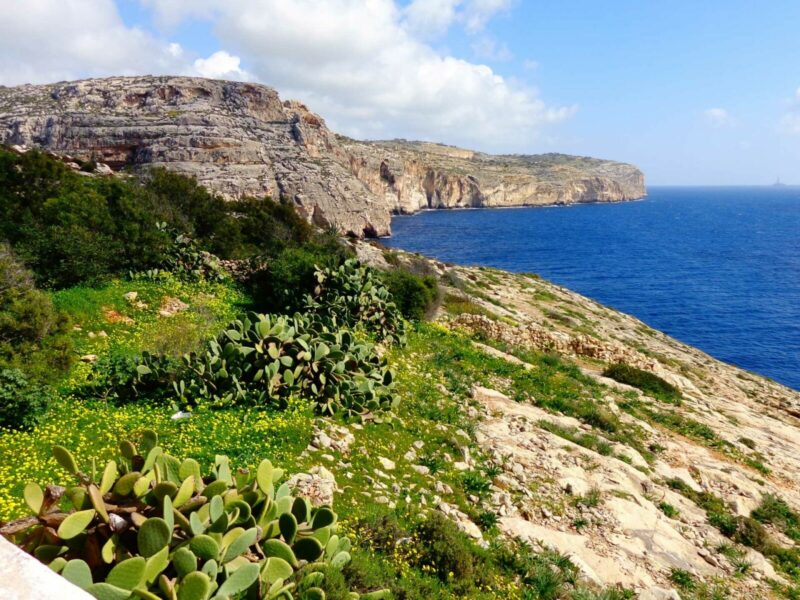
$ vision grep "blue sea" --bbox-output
[382,187,800,391]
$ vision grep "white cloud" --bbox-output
[0,0,248,87]
[461,0,513,33]
[402,0,512,36]
[522,59,540,71]
[139,0,571,150]
[781,113,800,135]
[704,107,733,127]
[190,51,250,81]
[404,0,461,37]
[0,0,185,85]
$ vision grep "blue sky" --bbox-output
[2,0,800,185]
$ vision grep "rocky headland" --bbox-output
[0,76,645,237]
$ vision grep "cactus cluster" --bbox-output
[0,432,388,600]
[306,260,405,345]
[114,312,397,416]
[173,313,396,417]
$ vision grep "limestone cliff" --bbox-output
[0,76,646,236]
[342,139,646,213]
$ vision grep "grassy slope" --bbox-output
[0,273,642,599]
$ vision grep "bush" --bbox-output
[751,494,800,542]
[378,268,439,321]
[413,512,481,583]
[178,312,396,416]
[0,434,386,600]
[0,368,51,430]
[111,312,397,418]
[0,244,72,379]
[131,223,226,282]
[602,363,681,403]
[250,247,338,314]
[81,349,178,403]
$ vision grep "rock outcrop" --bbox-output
[0,76,645,236]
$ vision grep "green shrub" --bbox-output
[137,223,226,282]
[413,512,481,583]
[0,433,386,600]
[111,312,396,417]
[668,568,696,591]
[0,245,72,380]
[752,494,800,542]
[81,350,178,403]
[250,247,338,314]
[0,368,51,430]
[0,149,172,287]
[0,147,348,288]
[460,470,492,496]
[378,269,439,321]
[602,363,681,403]
[658,502,680,519]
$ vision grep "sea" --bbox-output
[382,186,800,391]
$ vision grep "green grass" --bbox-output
[658,501,680,519]
[752,494,800,543]
[538,420,614,456]
[0,396,313,520]
[619,397,770,475]
[602,363,681,404]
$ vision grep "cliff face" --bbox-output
[342,139,646,213]
[0,76,646,236]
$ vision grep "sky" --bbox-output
[1,1,800,185]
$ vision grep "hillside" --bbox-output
[5,105,800,600]
[0,76,645,237]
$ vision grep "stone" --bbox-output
[80,354,98,363]
[287,468,336,506]
[159,296,189,317]
[377,456,396,471]
[559,476,590,496]
[411,465,430,475]
[639,588,681,600]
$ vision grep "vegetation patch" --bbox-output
[602,363,681,404]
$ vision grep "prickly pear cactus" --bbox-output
[177,313,397,417]
[0,432,387,600]
[306,259,406,345]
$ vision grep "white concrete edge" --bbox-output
[0,535,93,599]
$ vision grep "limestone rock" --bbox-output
[286,467,336,506]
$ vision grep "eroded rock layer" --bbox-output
[0,76,646,236]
